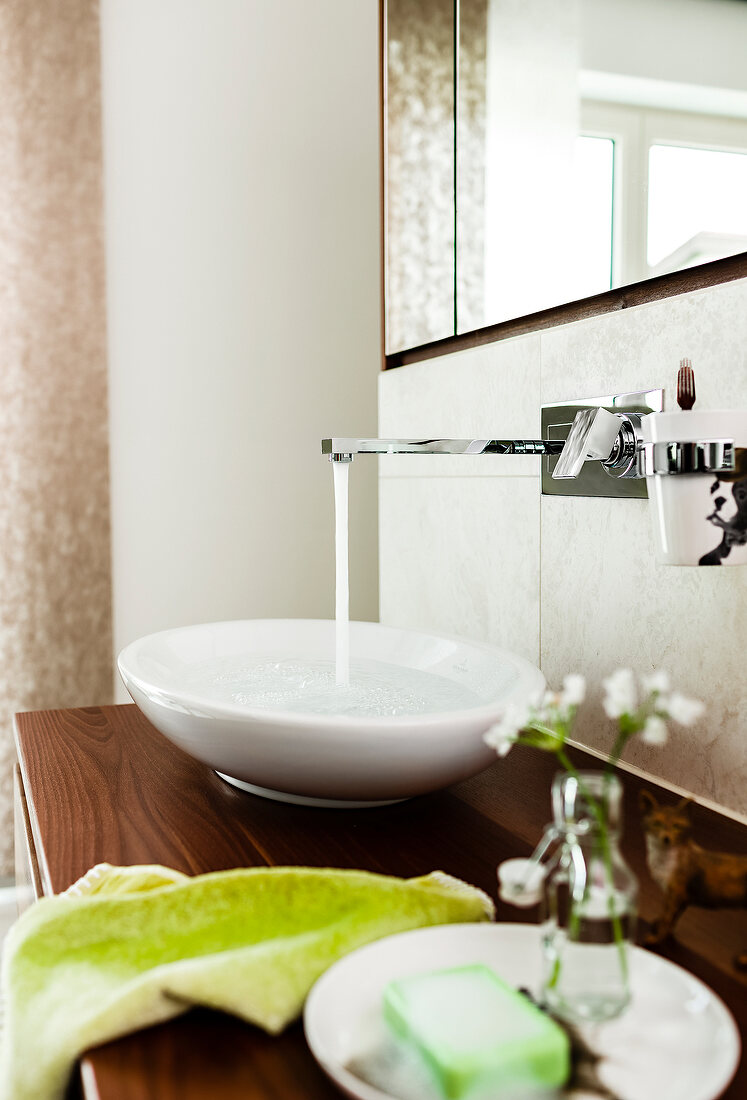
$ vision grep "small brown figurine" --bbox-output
[639,790,747,967]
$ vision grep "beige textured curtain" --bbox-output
[0,0,112,874]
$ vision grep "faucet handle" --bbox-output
[552,408,622,480]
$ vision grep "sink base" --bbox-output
[215,772,406,809]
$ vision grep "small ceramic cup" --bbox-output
[641,410,747,567]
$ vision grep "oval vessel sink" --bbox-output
[118,619,544,807]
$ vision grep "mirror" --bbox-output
[385,0,747,355]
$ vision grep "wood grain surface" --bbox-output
[14,705,747,1100]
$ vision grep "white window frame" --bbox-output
[580,101,747,287]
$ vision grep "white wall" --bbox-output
[581,0,747,94]
[100,0,381,698]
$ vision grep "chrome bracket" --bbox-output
[643,440,735,476]
[541,389,664,498]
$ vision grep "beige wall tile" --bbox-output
[379,335,541,478]
[379,276,747,817]
[537,276,747,817]
[540,278,747,411]
[540,493,747,816]
[379,477,540,666]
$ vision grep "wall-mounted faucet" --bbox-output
[323,387,736,497]
[321,437,565,463]
[322,401,649,490]
[322,392,662,489]
[323,387,746,566]
[322,416,645,485]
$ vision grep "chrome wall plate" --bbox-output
[541,389,664,498]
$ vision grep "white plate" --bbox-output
[304,923,740,1100]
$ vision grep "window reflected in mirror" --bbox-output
[647,142,747,272]
[385,0,747,355]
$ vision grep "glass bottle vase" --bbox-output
[540,771,638,1024]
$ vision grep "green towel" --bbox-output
[0,863,494,1100]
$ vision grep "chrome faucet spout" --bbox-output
[321,437,565,462]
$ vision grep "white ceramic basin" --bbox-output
[118,619,544,807]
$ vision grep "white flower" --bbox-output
[483,724,516,757]
[664,692,705,727]
[561,674,586,708]
[484,702,530,756]
[537,676,584,719]
[641,714,668,745]
[602,668,637,719]
[540,689,560,711]
[503,701,532,735]
[641,670,671,696]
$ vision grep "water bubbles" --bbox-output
[189,656,482,718]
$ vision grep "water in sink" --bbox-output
[188,656,484,717]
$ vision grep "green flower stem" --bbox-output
[607,730,630,774]
[555,749,629,984]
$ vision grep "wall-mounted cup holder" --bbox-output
[542,394,746,567]
[642,411,747,567]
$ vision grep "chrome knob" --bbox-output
[552,408,623,479]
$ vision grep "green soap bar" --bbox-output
[383,964,570,1099]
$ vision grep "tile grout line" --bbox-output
[378,473,541,480]
[538,332,544,673]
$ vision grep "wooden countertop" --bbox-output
[14,704,747,1099]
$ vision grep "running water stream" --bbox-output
[333,459,350,686]
[181,462,486,717]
